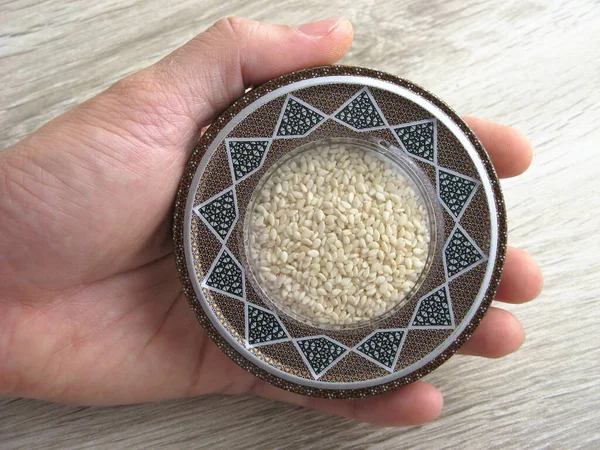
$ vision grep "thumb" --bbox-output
[0,17,352,285]
[115,17,354,143]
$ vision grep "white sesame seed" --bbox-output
[248,141,430,326]
[307,249,319,258]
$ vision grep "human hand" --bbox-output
[0,17,542,426]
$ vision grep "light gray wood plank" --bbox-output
[1,0,599,448]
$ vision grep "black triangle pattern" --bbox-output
[445,228,483,278]
[247,305,287,345]
[412,287,452,327]
[205,250,244,298]
[276,98,325,136]
[228,140,269,181]
[439,170,476,217]
[356,331,404,369]
[197,190,236,241]
[334,91,385,129]
[296,337,346,376]
[393,121,435,161]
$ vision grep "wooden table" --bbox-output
[1,0,599,448]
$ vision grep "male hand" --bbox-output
[0,18,542,426]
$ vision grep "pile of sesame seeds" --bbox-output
[247,141,431,327]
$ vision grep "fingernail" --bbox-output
[296,19,340,36]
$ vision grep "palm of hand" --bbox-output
[0,18,542,426]
[0,79,253,404]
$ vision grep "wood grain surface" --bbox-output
[1,0,599,448]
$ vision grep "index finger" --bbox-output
[463,116,534,178]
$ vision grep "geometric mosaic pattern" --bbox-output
[439,170,477,217]
[393,121,435,162]
[204,249,244,299]
[356,331,405,370]
[194,87,490,381]
[411,287,453,327]
[247,304,288,346]
[196,189,237,241]
[277,98,325,137]
[296,337,347,376]
[445,227,484,278]
[334,90,385,129]
[228,140,269,182]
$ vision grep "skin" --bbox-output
[0,17,543,427]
